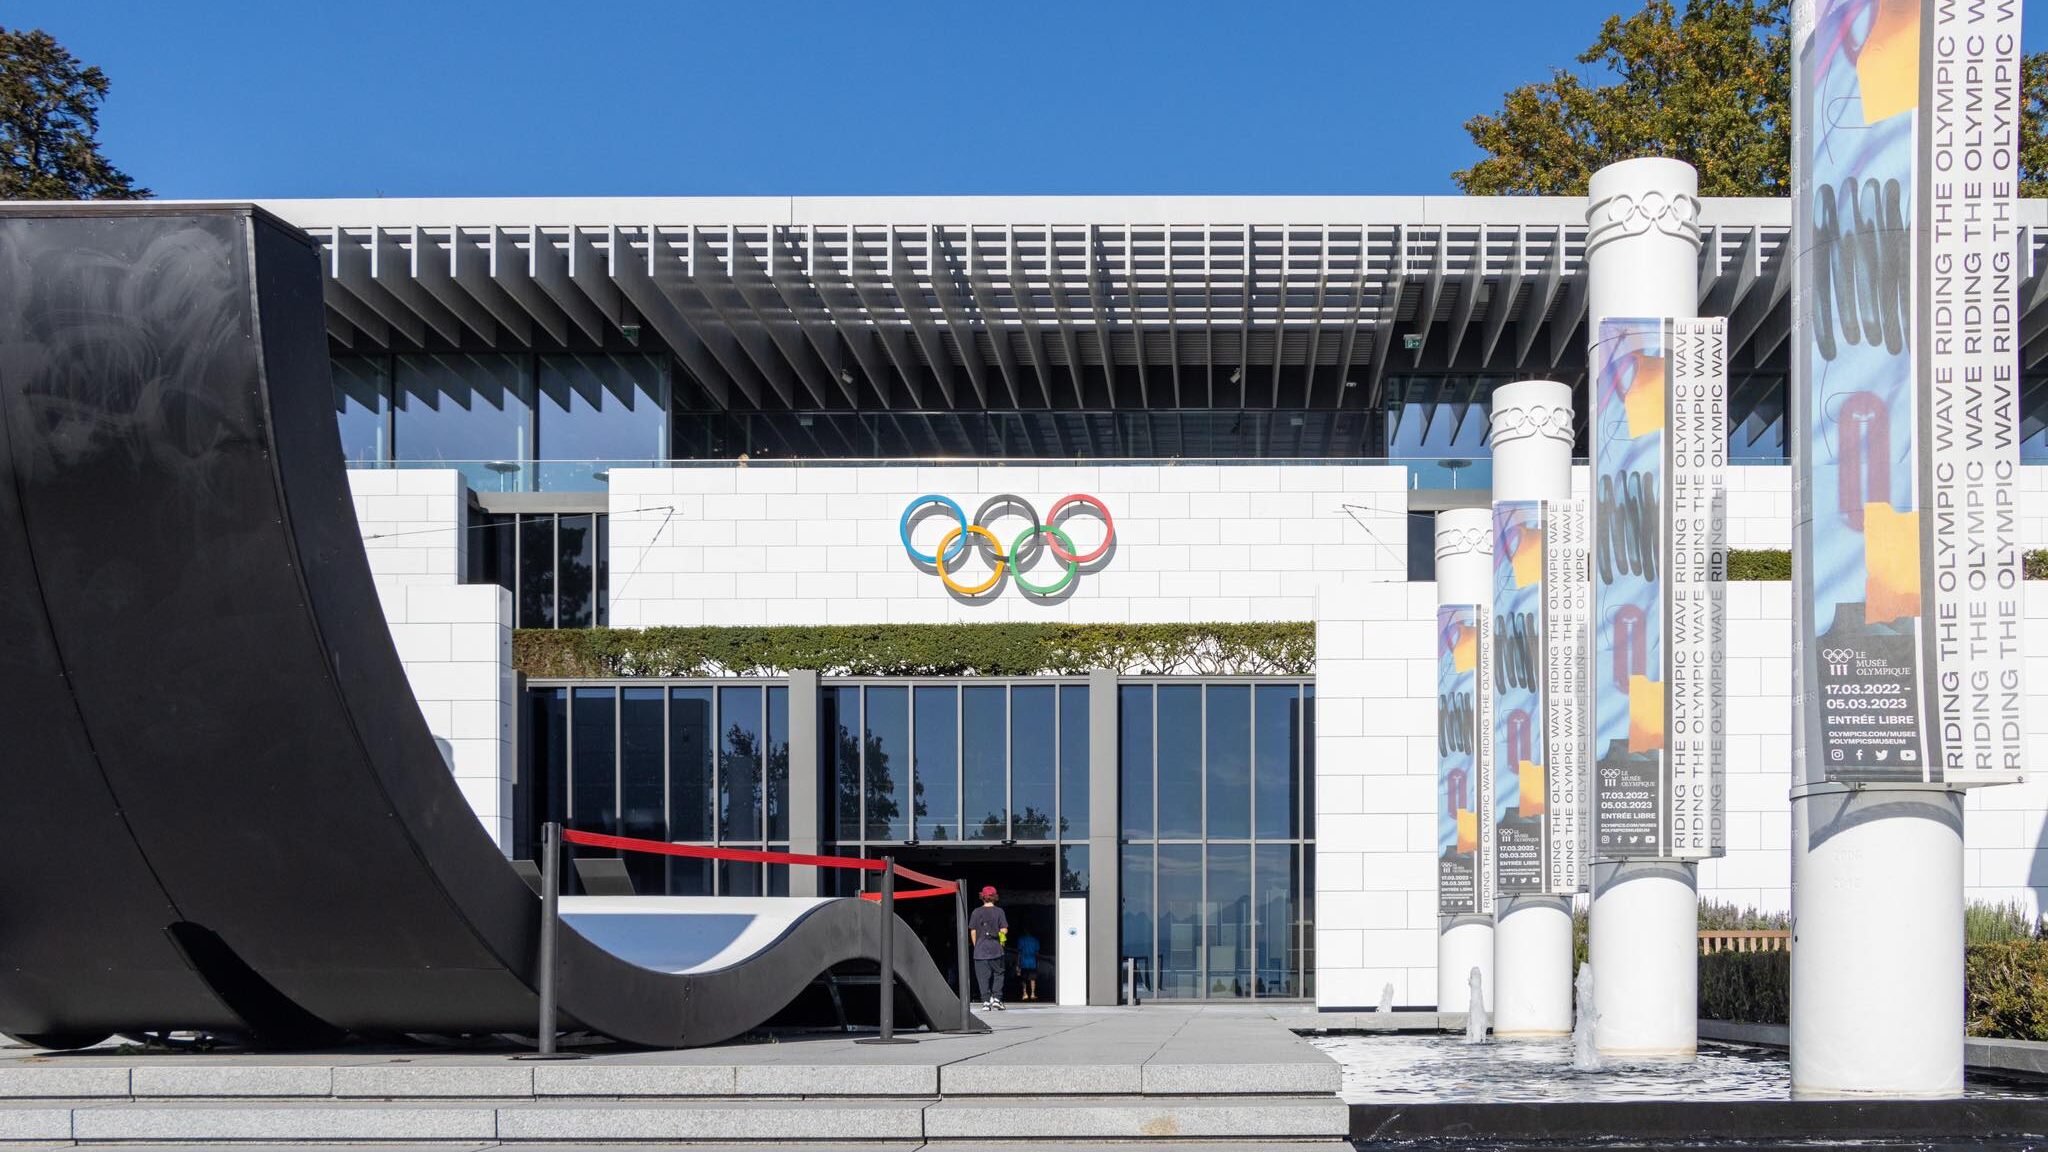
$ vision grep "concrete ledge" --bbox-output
[939,1063,1142,1096]
[1280,1010,1449,1032]
[0,1066,130,1099]
[531,1063,738,1097]
[0,1105,72,1140]
[924,1095,1349,1140]
[1141,1061,1342,1096]
[70,1103,500,1142]
[1966,1038,2048,1078]
[1698,1019,1788,1047]
[731,1063,938,1097]
[494,1099,928,1141]
[132,1066,336,1098]
[331,1064,535,1099]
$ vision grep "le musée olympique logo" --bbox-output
[897,494,1116,597]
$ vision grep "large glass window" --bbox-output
[962,685,1007,840]
[825,686,861,840]
[536,682,790,895]
[1120,844,1154,998]
[1059,685,1090,839]
[395,353,532,469]
[536,355,668,474]
[913,686,959,841]
[467,512,608,629]
[864,686,910,841]
[1119,680,1315,1000]
[332,357,390,464]
[1010,686,1056,840]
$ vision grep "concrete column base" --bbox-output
[1790,785,1965,1098]
[1493,895,1573,1036]
[1589,859,1697,1057]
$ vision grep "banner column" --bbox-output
[1434,509,1494,1015]
[1584,156,1713,1058]
[1487,379,1578,1038]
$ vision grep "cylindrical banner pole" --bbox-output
[1487,378,1578,1038]
[1435,507,1494,1016]
[1584,155,1708,1058]
[537,821,562,1056]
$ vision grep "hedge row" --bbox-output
[513,622,1317,679]
[1701,941,2048,1041]
[1726,550,2048,579]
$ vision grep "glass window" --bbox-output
[1303,685,1316,830]
[719,686,762,841]
[721,859,762,897]
[569,687,616,834]
[595,513,610,626]
[1205,685,1250,839]
[667,856,712,896]
[766,686,790,842]
[962,685,1007,840]
[1255,843,1299,997]
[1119,686,1153,839]
[824,686,861,840]
[332,357,389,464]
[557,513,597,629]
[1010,686,1056,840]
[1255,685,1300,840]
[525,687,568,860]
[1157,844,1203,998]
[913,686,958,841]
[669,687,714,841]
[619,686,665,892]
[537,355,668,463]
[864,686,910,841]
[1207,844,1251,998]
[1059,685,1089,839]
[394,353,532,467]
[518,515,555,628]
[1157,686,1203,839]
[1120,845,1154,998]
[1061,844,1090,896]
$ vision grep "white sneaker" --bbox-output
[992,999,1005,1011]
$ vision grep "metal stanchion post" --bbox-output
[954,879,973,1028]
[516,822,580,1059]
[857,857,914,1045]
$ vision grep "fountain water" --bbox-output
[1376,983,1395,1014]
[1571,963,1603,1072]
[1463,967,1487,1044]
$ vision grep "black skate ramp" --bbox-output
[0,204,977,1048]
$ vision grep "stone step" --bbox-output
[0,1094,1350,1143]
[0,1058,1337,1100]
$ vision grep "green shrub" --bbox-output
[1699,949,1791,1024]
[1966,942,2048,1042]
[1728,549,1791,581]
[1966,899,2045,945]
[2027,550,2048,580]
[513,622,1316,679]
[1699,900,1791,932]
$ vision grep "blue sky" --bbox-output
[21,1,2048,200]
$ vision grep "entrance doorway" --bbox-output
[893,844,1060,1004]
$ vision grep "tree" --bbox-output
[0,26,147,200]
[1455,0,1792,196]
[1458,1,2048,197]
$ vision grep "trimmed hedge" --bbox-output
[514,622,1317,679]
[1728,549,1791,581]
[1967,942,2048,1042]
[1699,950,1791,1025]
[2029,550,2048,581]
[1700,940,2048,1041]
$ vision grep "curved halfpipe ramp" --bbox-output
[0,205,976,1047]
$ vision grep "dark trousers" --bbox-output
[974,956,1004,1002]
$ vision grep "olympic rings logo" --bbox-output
[898,493,1116,598]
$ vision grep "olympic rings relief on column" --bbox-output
[897,493,1116,598]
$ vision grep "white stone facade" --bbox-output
[605,464,1411,626]
[348,469,517,851]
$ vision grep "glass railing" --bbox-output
[345,459,666,493]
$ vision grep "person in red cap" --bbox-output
[967,885,1009,1011]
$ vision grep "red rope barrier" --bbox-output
[558,828,956,901]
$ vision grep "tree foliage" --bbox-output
[1458,1,2048,197]
[0,26,147,200]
